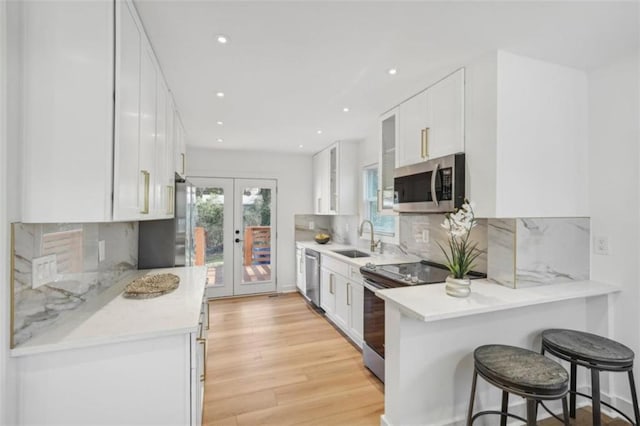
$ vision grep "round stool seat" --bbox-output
[542,329,634,367]
[475,345,569,396]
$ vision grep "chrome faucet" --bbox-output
[359,220,381,253]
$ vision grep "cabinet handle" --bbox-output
[205,301,210,331]
[421,128,430,159]
[197,337,207,381]
[330,274,334,294]
[140,170,150,214]
[181,153,186,175]
[347,282,351,306]
[167,185,174,215]
[317,198,322,213]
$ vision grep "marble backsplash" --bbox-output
[399,214,489,274]
[294,214,358,245]
[12,222,138,347]
[488,218,590,288]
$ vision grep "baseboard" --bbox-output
[277,285,297,294]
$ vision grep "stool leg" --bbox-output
[628,370,640,425]
[500,391,509,426]
[526,398,537,426]
[569,361,577,418]
[467,369,478,426]
[591,368,602,426]
[561,396,570,426]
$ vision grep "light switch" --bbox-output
[594,236,610,255]
[98,240,106,262]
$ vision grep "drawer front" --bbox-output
[348,265,363,283]
[321,255,350,277]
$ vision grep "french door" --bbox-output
[190,177,277,298]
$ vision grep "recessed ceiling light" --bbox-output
[343,107,350,112]
[299,144,304,148]
[217,121,224,126]
[216,92,225,98]
[317,130,323,135]
[216,35,228,44]
[388,68,397,75]
[217,138,223,143]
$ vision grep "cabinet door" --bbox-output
[379,109,398,213]
[21,0,114,223]
[320,267,335,316]
[312,152,323,214]
[398,91,429,167]
[113,2,142,221]
[426,68,465,159]
[139,43,157,219]
[154,78,175,218]
[349,282,364,347]
[333,274,349,330]
[328,145,338,214]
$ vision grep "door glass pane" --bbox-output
[194,187,225,287]
[241,187,272,284]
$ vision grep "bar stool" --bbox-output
[467,344,570,425]
[541,329,640,426]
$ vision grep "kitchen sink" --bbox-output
[332,249,370,258]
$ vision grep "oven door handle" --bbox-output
[363,279,387,292]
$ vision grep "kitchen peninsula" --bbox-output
[378,279,619,425]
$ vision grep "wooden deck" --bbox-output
[207,264,272,286]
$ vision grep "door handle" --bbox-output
[431,163,440,207]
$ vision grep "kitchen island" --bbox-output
[377,279,620,426]
[11,266,208,426]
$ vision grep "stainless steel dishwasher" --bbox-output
[304,249,321,308]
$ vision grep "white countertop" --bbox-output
[296,240,419,267]
[11,266,208,357]
[377,279,620,322]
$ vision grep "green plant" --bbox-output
[437,200,481,279]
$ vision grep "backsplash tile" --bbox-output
[487,218,590,288]
[399,214,488,274]
[12,222,138,347]
[294,214,358,245]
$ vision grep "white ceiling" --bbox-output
[134,1,639,154]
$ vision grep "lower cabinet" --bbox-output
[16,297,209,426]
[320,256,364,348]
[296,246,306,295]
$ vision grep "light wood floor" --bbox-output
[203,292,631,425]
[203,292,384,426]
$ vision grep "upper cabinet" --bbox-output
[378,109,398,214]
[21,0,184,223]
[312,141,359,215]
[397,69,465,167]
[465,51,588,218]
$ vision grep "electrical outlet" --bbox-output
[594,236,610,255]
[422,230,430,243]
[32,254,57,289]
[98,240,106,262]
[308,221,315,230]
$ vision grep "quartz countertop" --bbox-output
[11,266,208,357]
[296,240,419,267]
[377,279,620,323]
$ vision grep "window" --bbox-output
[363,164,395,236]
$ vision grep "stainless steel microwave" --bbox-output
[393,153,465,213]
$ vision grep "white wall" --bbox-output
[2,0,20,423]
[187,147,313,292]
[588,52,640,411]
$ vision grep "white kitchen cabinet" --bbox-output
[174,106,188,179]
[396,68,465,167]
[22,0,183,223]
[320,256,363,348]
[312,141,358,215]
[16,294,209,426]
[378,108,398,214]
[465,51,588,218]
[320,266,336,316]
[296,245,306,295]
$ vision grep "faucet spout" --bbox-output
[359,220,380,253]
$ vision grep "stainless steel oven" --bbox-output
[360,261,485,383]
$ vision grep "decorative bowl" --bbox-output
[314,234,330,244]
